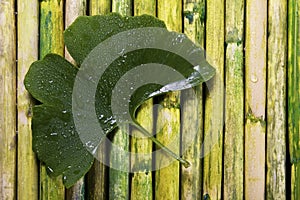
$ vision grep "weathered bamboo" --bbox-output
[266,0,287,199]
[224,0,244,199]
[288,0,300,199]
[0,0,16,199]
[39,0,65,199]
[181,0,205,199]
[203,0,224,199]
[109,1,131,199]
[130,1,156,199]
[85,2,110,200]
[245,0,267,199]
[155,1,182,199]
[17,0,39,199]
[65,1,87,199]
[89,0,111,16]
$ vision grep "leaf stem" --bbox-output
[132,122,191,168]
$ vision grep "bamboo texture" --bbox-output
[85,2,110,200]
[203,0,224,199]
[288,0,300,199]
[155,1,182,200]
[39,0,65,199]
[17,0,39,199]
[130,1,156,199]
[224,0,244,199]
[65,1,87,199]
[266,0,287,199]
[181,0,205,199]
[245,0,267,199]
[0,0,16,199]
[108,1,131,199]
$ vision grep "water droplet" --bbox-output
[49,80,53,84]
[251,75,258,83]
[47,167,54,173]
[62,110,67,114]
[50,132,58,136]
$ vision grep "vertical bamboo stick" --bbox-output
[266,0,287,199]
[130,1,156,200]
[155,1,181,200]
[245,0,267,199]
[85,2,110,200]
[203,0,224,199]
[89,0,111,16]
[224,0,244,199]
[64,1,87,199]
[109,1,132,199]
[39,0,65,199]
[17,0,39,199]
[0,0,16,199]
[288,0,300,199]
[181,0,205,199]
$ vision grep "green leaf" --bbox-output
[25,13,215,187]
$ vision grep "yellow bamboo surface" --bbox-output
[245,0,267,199]
[0,0,16,199]
[155,1,182,199]
[17,0,39,199]
[203,0,224,199]
[224,0,244,199]
[181,0,205,199]
[266,0,287,199]
[130,0,156,199]
[89,0,111,16]
[39,0,65,199]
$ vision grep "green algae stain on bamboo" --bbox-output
[39,0,65,199]
[203,0,225,199]
[181,0,205,199]
[224,0,245,199]
[288,0,300,199]
[266,0,287,199]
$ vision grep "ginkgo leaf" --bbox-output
[24,13,215,188]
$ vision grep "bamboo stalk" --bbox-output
[181,0,205,199]
[64,1,87,199]
[224,0,244,199]
[266,0,287,199]
[39,0,65,199]
[89,0,111,16]
[0,0,16,199]
[130,1,156,199]
[85,2,110,200]
[108,1,132,199]
[155,1,182,199]
[244,0,267,199]
[17,0,39,199]
[288,0,300,199]
[203,0,224,199]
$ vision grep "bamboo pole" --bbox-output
[203,0,224,199]
[266,0,287,199]
[109,1,132,199]
[224,0,244,199]
[288,0,300,199]
[130,1,156,199]
[85,2,110,200]
[244,0,267,199]
[0,0,16,199]
[17,0,39,199]
[89,0,111,16]
[64,1,87,199]
[155,1,182,200]
[39,0,65,199]
[181,0,205,199]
